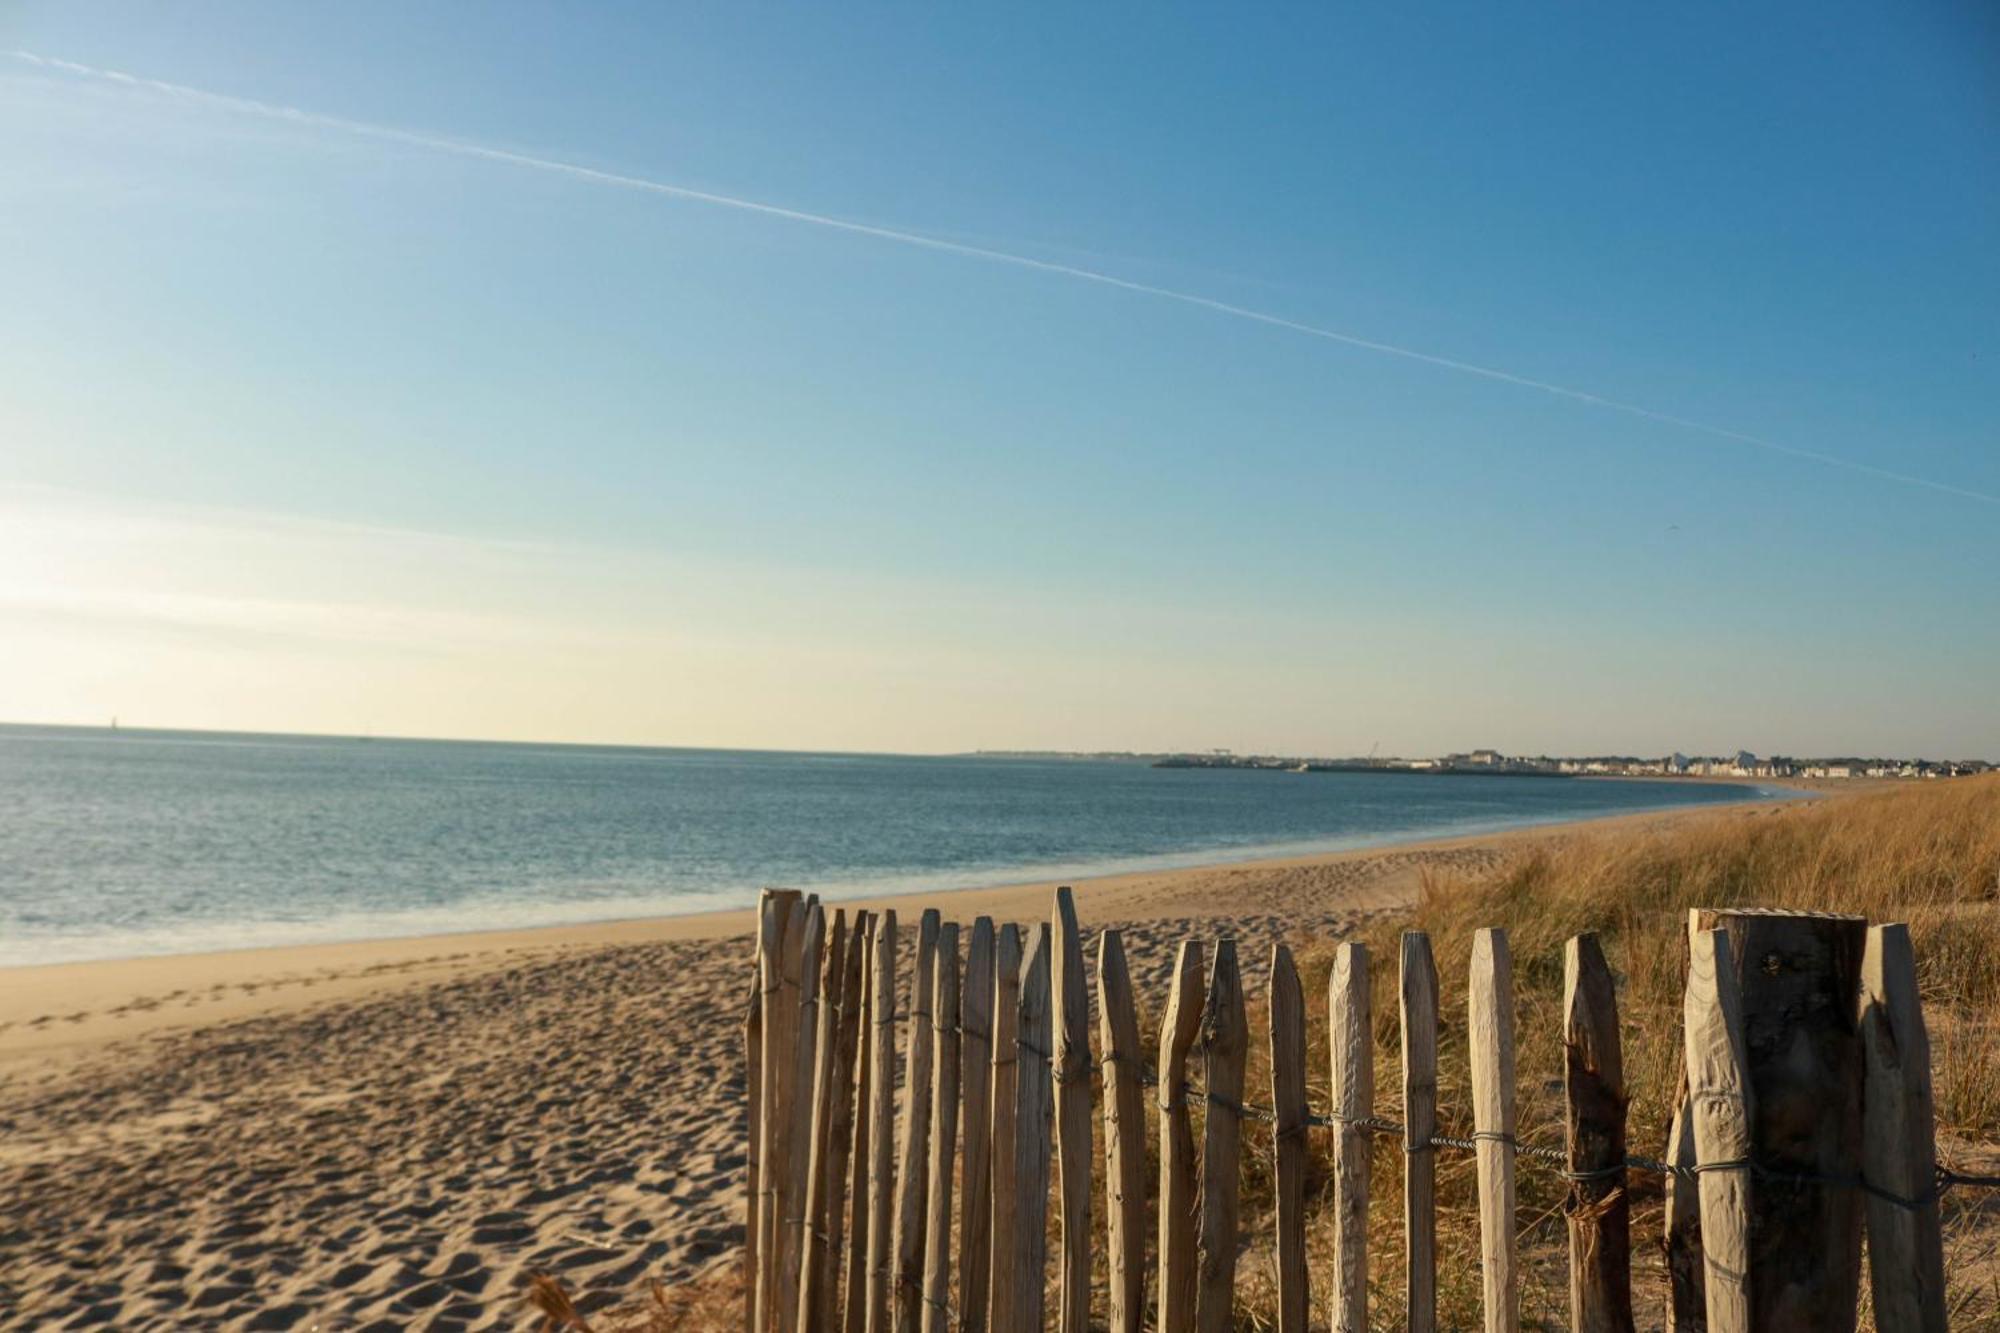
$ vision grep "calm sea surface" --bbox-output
[0,725,1780,965]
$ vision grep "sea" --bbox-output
[0,725,1783,966]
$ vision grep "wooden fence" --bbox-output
[744,888,1967,1332]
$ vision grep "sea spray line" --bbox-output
[13,49,1995,508]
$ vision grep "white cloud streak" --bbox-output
[12,49,1995,507]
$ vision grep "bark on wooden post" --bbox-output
[843,918,877,1333]
[920,924,961,1333]
[986,924,1023,1333]
[1468,928,1518,1333]
[1096,929,1147,1333]
[1691,907,1866,1330]
[1859,922,1946,1332]
[1399,930,1439,1333]
[1051,888,1092,1333]
[1195,939,1246,1333]
[754,890,800,1333]
[1007,924,1055,1333]
[780,901,826,1333]
[1684,926,1754,1333]
[1157,940,1206,1333]
[821,912,868,1333]
[745,967,764,1333]
[1269,944,1310,1333]
[800,909,846,1333]
[1563,932,1633,1333]
[891,910,941,1333]
[863,911,899,1333]
[957,917,997,1333]
[1328,941,1372,1333]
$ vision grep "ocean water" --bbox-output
[0,725,1780,965]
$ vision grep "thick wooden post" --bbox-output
[780,901,827,1333]
[1399,931,1439,1332]
[800,910,847,1333]
[1195,939,1246,1333]
[1096,929,1147,1333]
[1007,924,1055,1333]
[863,911,899,1333]
[762,894,808,1333]
[1328,941,1372,1333]
[921,924,961,1333]
[1684,926,1754,1333]
[1692,906,1867,1329]
[746,968,764,1333]
[843,918,878,1333]
[1157,941,1206,1333]
[754,891,800,1333]
[1269,944,1309,1333]
[1468,928,1517,1333]
[986,925,1023,1333]
[1563,933,1633,1333]
[1859,923,1946,1332]
[1051,888,1092,1333]
[820,912,868,1333]
[892,910,941,1333]
[957,917,997,1333]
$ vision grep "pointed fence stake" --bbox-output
[1399,931,1439,1333]
[1328,941,1372,1333]
[1270,943,1310,1333]
[957,917,997,1333]
[1097,929,1147,1333]
[1859,923,1946,1332]
[842,917,877,1333]
[1684,926,1754,1333]
[920,924,961,1333]
[1195,939,1246,1333]
[1156,941,1206,1333]
[891,910,941,1333]
[1051,888,1092,1333]
[863,911,899,1333]
[1563,933,1633,1333]
[985,924,1023,1333]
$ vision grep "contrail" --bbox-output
[13,49,1995,506]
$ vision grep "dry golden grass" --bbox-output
[631,775,2000,1330]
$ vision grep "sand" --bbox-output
[0,796,1809,1330]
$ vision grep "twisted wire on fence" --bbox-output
[978,1024,2000,1213]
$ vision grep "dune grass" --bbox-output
[589,775,2000,1331]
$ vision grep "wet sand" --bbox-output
[0,795,1809,1329]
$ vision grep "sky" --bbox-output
[2,3,1996,758]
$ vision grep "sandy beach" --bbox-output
[0,795,1812,1330]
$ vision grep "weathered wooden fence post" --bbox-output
[780,901,826,1333]
[985,924,1023,1333]
[863,910,899,1333]
[1269,944,1309,1333]
[1562,932,1633,1333]
[819,911,868,1333]
[1096,928,1147,1333]
[1400,931,1439,1332]
[1684,926,1754,1333]
[799,910,847,1333]
[1859,922,1946,1332]
[761,894,808,1333]
[1328,941,1372,1333]
[746,963,764,1333]
[1157,941,1206,1333]
[753,890,798,1333]
[1468,928,1518,1333]
[1051,888,1092,1333]
[891,910,941,1333]
[920,923,960,1333]
[1693,906,1867,1329]
[1195,939,1245,1333]
[958,917,997,1333]
[843,917,878,1333]
[1007,924,1055,1333]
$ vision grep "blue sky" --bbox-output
[3,4,1996,756]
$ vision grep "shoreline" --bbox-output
[0,786,1818,1073]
